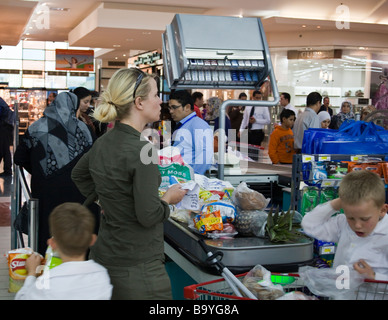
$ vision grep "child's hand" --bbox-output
[353,259,375,280]
[26,253,43,277]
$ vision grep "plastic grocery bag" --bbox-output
[241,265,284,300]
[298,266,365,300]
[232,182,270,210]
[304,120,388,155]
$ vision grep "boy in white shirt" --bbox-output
[15,202,112,300]
[302,170,388,281]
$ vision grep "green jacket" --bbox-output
[71,122,169,267]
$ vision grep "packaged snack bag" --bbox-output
[7,248,34,293]
[193,211,223,235]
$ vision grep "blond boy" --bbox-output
[15,203,112,300]
[302,170,388,280]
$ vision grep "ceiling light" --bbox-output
[142,31,152,35]
[113,44,121,48]
[302,25,306,28]
[317,26,321,29]
[49,7,70,12]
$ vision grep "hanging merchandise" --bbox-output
[300,187,319,216]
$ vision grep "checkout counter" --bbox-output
[161,14,314,296]
[164,160,314,298]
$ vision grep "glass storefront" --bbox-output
[271,47,388,113]
[0,40,95,90]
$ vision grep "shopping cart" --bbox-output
[228,141,264,161]
[184,272,388,300]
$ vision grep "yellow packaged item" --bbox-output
[7,248,34,293]
[193,211,223,235]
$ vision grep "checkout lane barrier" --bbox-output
[11,166,39,252]
[10,104,39,252]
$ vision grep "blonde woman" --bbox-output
[71,68,187,300]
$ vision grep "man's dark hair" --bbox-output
[238,92,247,99]
[306,92,322,107]
[279,109,295,123]
[281,92,291,103]
[170,90,194,110]
[252,90,262,97]
[191,91,203,103]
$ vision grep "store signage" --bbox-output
[133,51,162,66]
[55,49,94,71]
[287,49,342,60]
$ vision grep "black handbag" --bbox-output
[14,201,29,235]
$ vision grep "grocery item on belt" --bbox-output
[232,182,269,210]
[193,211,223,235]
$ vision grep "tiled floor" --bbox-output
[0,168,15,299]
[0,226,15,300]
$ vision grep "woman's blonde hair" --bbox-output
[339,170,385,208]
[93,68,155,123]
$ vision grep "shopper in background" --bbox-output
[46,92,57,106]
[206,96,231,152]
[228,92,246,141]
[318,111,331,129]
[239,90,271,160]
[73,87,107,139]
[71,68,187,300]
[280,92,297,116]
[302,170,388,281]
[73,87,96,140]
[268,109,296,164]
[360,105,376,121]
[15,202,112,300]
[169,90,214,175]
[0,97,14,177]
[330,101,354,129]
[13,92,94,255]
[192,91,204,119]
[319,96,334,117]
[293,91,322,153]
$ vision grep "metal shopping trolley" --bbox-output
[184,272,388,300]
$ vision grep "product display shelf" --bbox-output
[291,153,388,213]
[0,88,48,135]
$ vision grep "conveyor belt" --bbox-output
[164,218,314,275]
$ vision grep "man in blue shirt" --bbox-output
[169,90,213,175]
